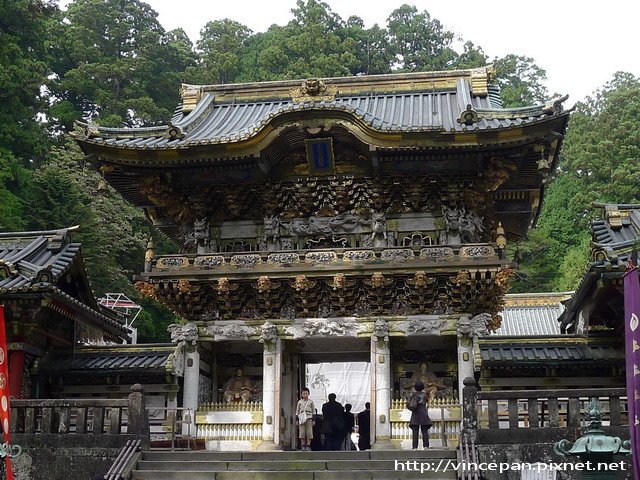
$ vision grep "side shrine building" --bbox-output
[73,66,570,450]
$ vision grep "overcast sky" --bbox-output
[62,0,640,104]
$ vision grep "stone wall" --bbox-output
[477,444,632,480]
[4,434,144,480]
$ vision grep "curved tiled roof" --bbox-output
[39,344,176,374]
[491,292,571,336]
[0,227,129,340]
[559,203,640,332]
[0,228,80,290]
[75,69,569,151]
[480,343,624,364]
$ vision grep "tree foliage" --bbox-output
[511,72,640,292]
[49,0,195,128]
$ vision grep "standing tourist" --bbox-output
[407,381,433,450]
[321,393,345,450]
[356,402,371,450]
[296,387,315,451]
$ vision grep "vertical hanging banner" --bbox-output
[0,305,15,480]
[624,265,640,480]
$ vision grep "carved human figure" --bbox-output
[263,216,281,251]
[395,364,413,401]
[406,362,446,401]
[193,219,210,254]
[370,213,388,247]
[441,207,462,245]
[223,368,255,403]
[459,209,485,243]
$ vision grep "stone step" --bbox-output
[141,448,456,462]
[132,470,456,480]
[136,459,447,471]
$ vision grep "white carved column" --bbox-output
[168,322,201,435]
[457,333,474,404]
[259,322,281,450]
[183,343,200,434]
[456,314,490,403]
[371,319,392,449]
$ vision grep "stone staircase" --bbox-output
[132,449,459,480]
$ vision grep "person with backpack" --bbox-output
[406,380,433,450]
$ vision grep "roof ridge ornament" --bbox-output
[291,78,337,102]
[0,260,17,280]
[180,84,203,113]
[542,94,569,114]
[457,104,479,126]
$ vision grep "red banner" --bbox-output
[0,305,15,480]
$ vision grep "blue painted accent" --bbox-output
[312,141,331,170]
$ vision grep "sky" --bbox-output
[61,0,640,105]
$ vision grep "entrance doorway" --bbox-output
[306,362,371,413]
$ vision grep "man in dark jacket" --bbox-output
[343,403,355,450]
[357,402,371,450]
[321,393,345,450]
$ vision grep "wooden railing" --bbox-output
[476,388,628,430]
[10,384,149,437]
[460,378,629,445]
[10,398,128,434]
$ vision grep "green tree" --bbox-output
[49,0,194,129]
[189,19,252,84]
[0,0,53,164]
[25,139,179,340]
[561,72,640,206]
[494,54,548,107]
[386,4,457,71]
[0,150,32,231]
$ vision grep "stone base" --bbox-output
[370,438,395,450]
[256,440,283,451]
[391,438,454,450]
[205,439,261,451]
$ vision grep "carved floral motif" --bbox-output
[194,255,225,268]
[343,250,375,262]
[305,251,337,264]
[267,253,300,265]
[380,249,413,261]
[230,254,262,268]
[157,257,188,269]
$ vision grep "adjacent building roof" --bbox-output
[480,342,625,365]
[0,227,81,290]
[559,203,640,332]
[0,227,129,341]
[37,344,177,375]
[491,292,571,336]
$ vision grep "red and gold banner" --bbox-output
[0,305,14,480]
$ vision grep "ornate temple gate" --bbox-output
[73,66,569,450]
[167,310,492,450]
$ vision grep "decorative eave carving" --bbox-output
[168,322,199,345]
[457,313,491,338]
[396,316,448,336]
[204,322,256,341]
[285,318,361,339]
